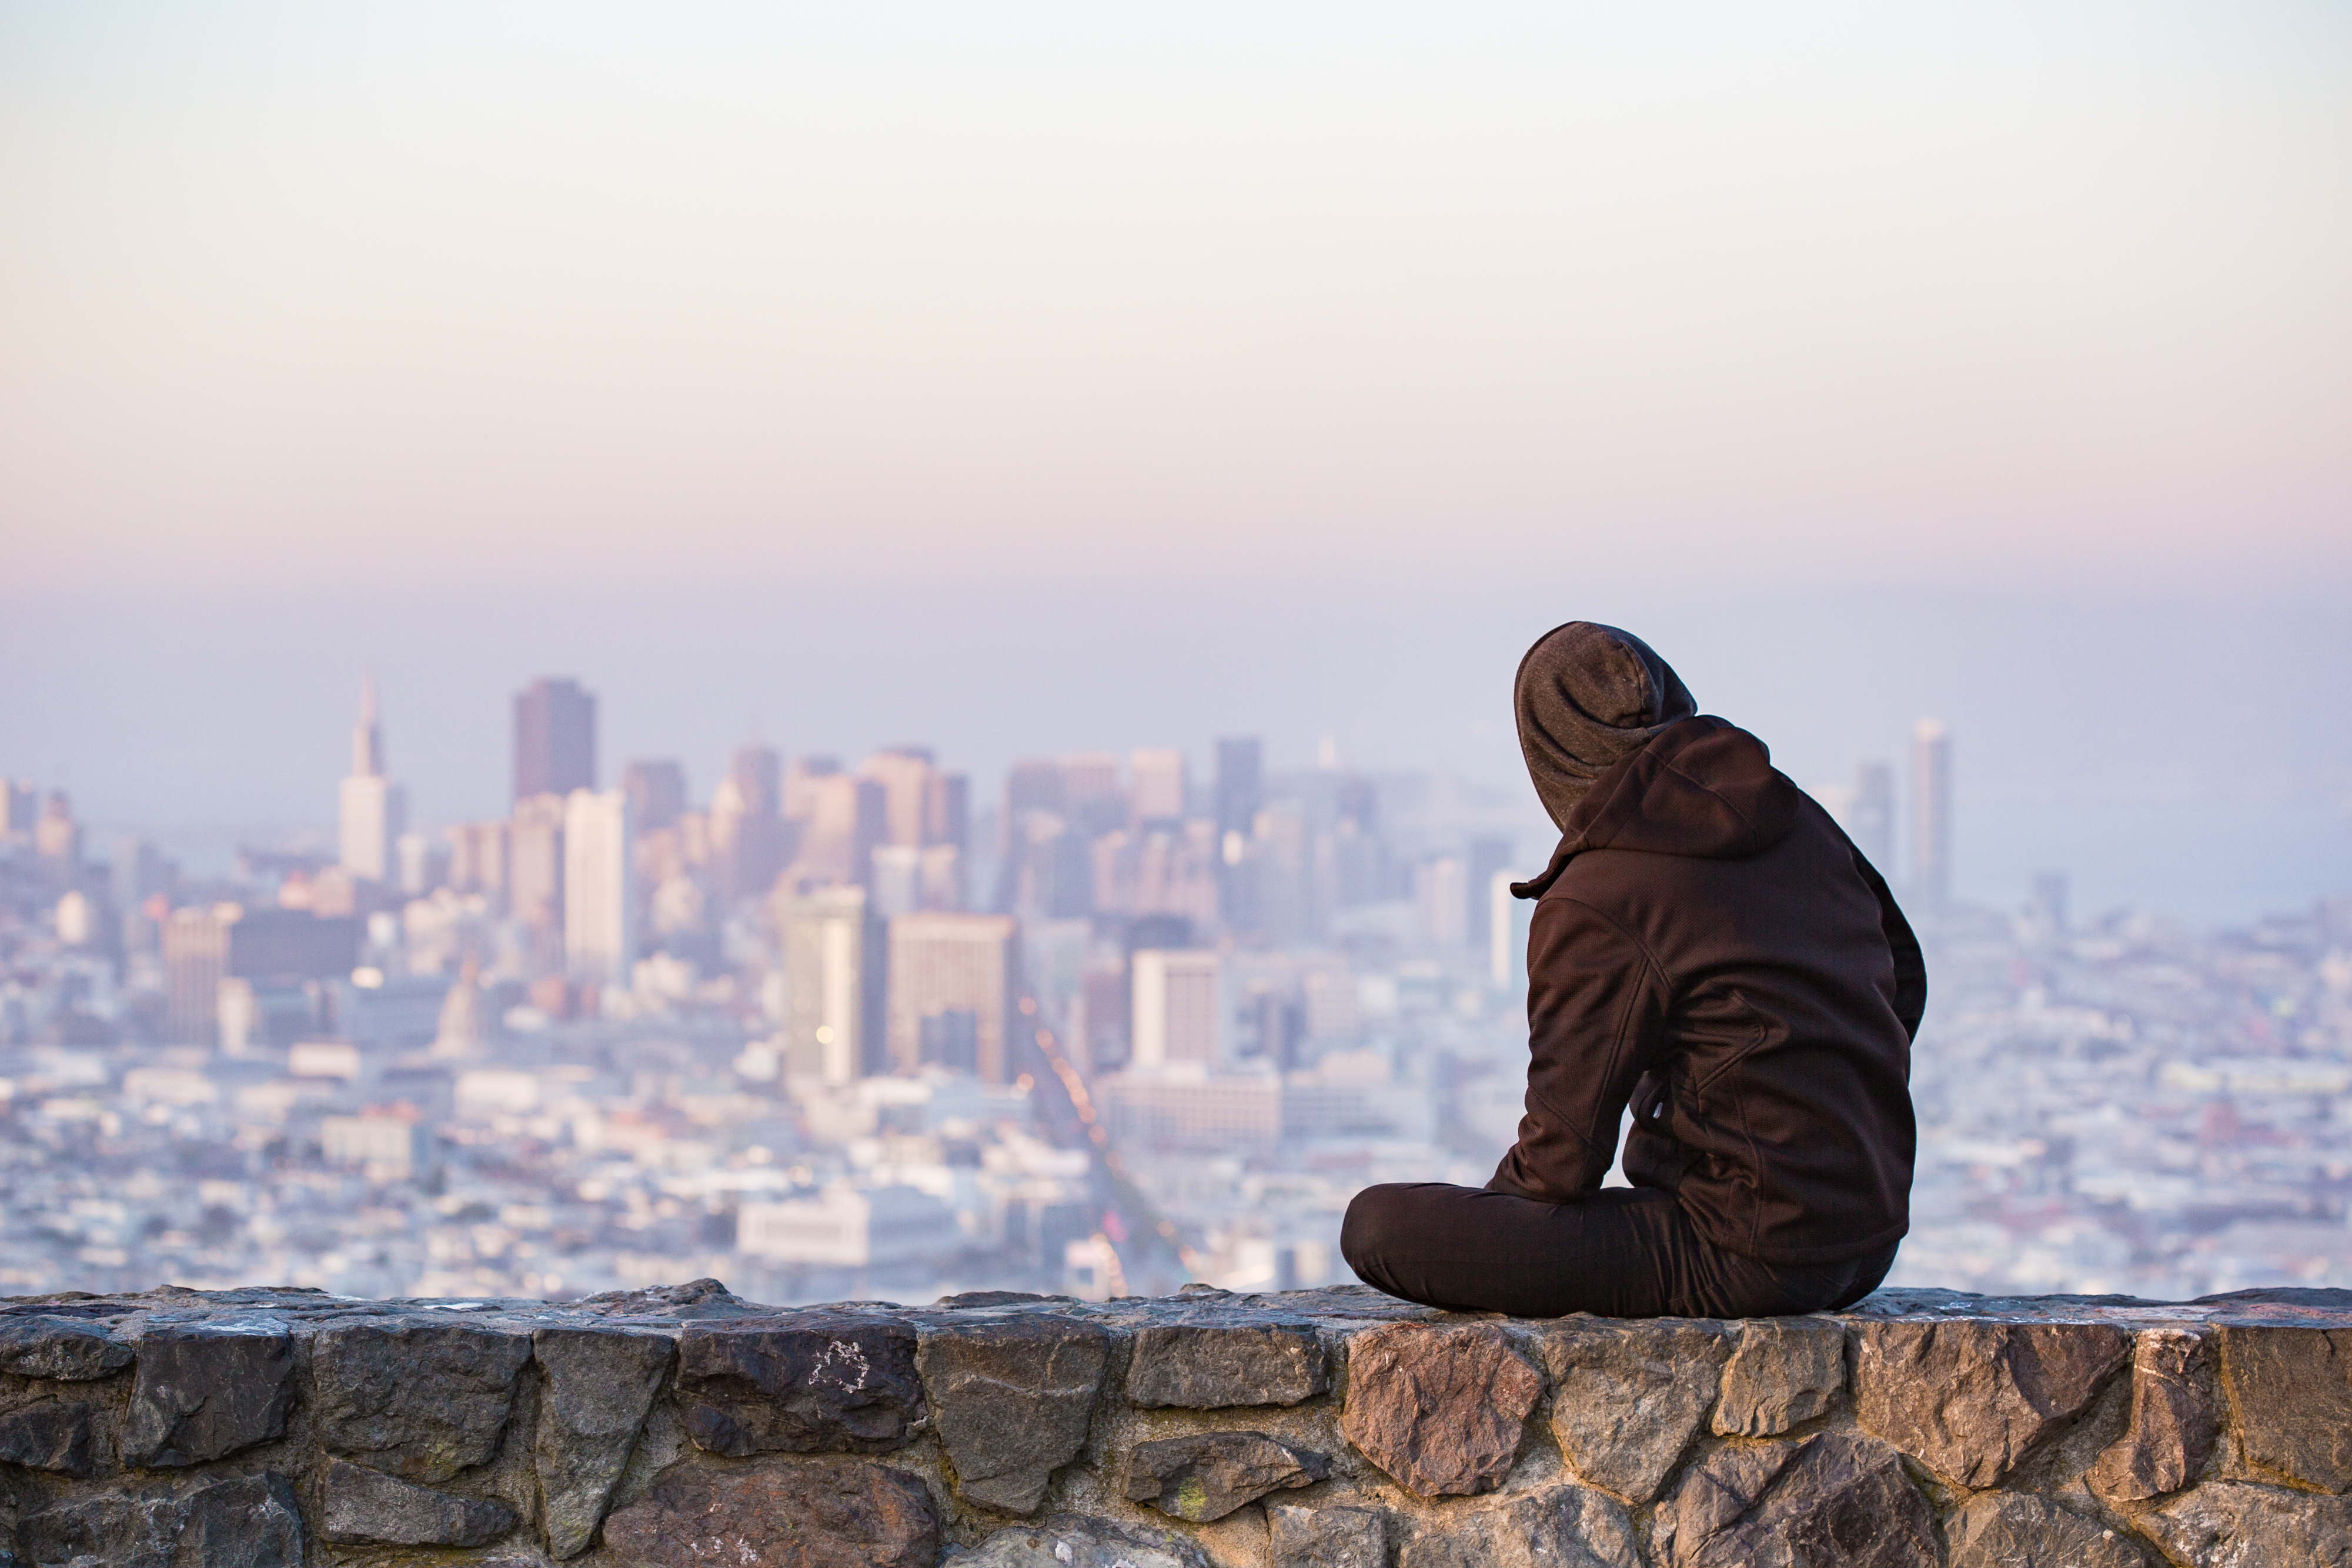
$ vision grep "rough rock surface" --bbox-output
[1945,1491,2147,1568]
[2143,1480,2352,1567]
[1122,1430,1329,1522]
[2216,1325,2352,1493]
[1542,1318,1731,1501]
[318,1454,520,1547]
[310,1318,533,1482]
[676,1313,925,1455]
[2091,1327,2216,1502]
[0,1314,134,1380]
[960,1513,1213,1568]
[1652,1432,1937,1568]
[1339,1321,1544,1497]
[1715,1316,1847,1437]
[1396,1482,1640,1568]
[917,1312,1110,1513]
[16,1472,304,1568]
[1124,1319,1328,1409]
[1850,1318,2130,1486]
[0,1398,95,1476]
[1268,1502,1390,1568]
[532,1324,675,1557]
[120,1325,295,1467]
[600,1456,940,1568]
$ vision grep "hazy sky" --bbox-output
[3,1,2347,593]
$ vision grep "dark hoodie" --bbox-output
[1493,716,1925,1265]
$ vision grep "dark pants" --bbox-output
[1340,1182,1897,1319]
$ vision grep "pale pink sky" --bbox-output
[2,1,2347,594]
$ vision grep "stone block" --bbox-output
[2090,1327,2216,1502]
[1541,1317,1730,1502]
[1268,1503,1390,1568]
[1849,1318,2130,1487]
[917,1313,1109,1513]
[532,1325,674,1558]
[17,1472,303,1568]
[1397,1483,1639,1568]
[2217,1325,2352,1494]
[1339,1321,1544,1497]
[601,1456,940,1568]
[120,1326,295,1468]
[676,1313,925,1456]
[0,1399,95,1476]
[0,1315,133,1381]
[319,1454,520,1547]
[1715,1317,1845,1437]
[1125,1319,1328,1408]
[1123,1430,1329,1523]
[2143,1480,2352,1567]
[1651,1432,1936,1568]
[960,1513,1214,1567]
[310,1318,533,1482]
[1946,1492,2146,1567]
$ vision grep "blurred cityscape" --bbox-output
[2,678,2347,1307]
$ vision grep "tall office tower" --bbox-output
[509,794,567,935]
[1060,754,1127,837]
[563,788,635,987]
[1416,856,1469,947]
[925,773,969,854]
[783,755,842,820]
[1466,838,1513,947]
[34,791,82,887]
[713,744,789,902]
[794,773,886,890]
[1008,814,1091,921]
[1002,760,1067,838]
[1130,949,1224,1069]
[0,780,36,844]
[1251,804,1315,945]
[620,760,687,834]
[886,912,1020,1081]
[860,747,937,848]
[162,904,238,1046]
[1911,720,1952,913]
[780,885,885,1085]
[869,846,923,918]
[513,677,597,803]
[1129,749,1187,824]
[446,821,512,907]
[1850,761,1896,872]
[1214,737,1264,837]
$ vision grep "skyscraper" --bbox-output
[1850,761,1896,872]
[1911,720,1952,913]
[338,674,407,885]
[779,885,885,1085]
[886,912,1020,1082]
[514,677,597,803]
[563,788,635,987]
[620,760,687,834]
[509,794,567,935]
[1130,948,1224,1070]
[1214,737,1263,838]
[713,744,788,902]
[793,774,887,891]
[859,747,938,848]
[1129,748,1187,824]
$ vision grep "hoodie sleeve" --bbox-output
[1488,895,1672,1203]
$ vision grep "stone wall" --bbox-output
[1,1278,2347,1566]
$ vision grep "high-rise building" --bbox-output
[620,760,687,834]
[793,774,887,890]
[860,747,937,848]
[713,745,789,903]
[779,886,886,1085]
[509,794,567,935]
[1130,949,1225,1070]
[0,780,36,844]
[336,676,406,884]
[513,677,597,803]
[563,789,635,987]
[1415,856,1469,948]
[784,755,843,821]
[1466,838,1514,948]
[1911,720,1952,912]
[1214,737,1264,838]
[1129,749,1187,824]
[886,912,1020,1082]
[1850,761,1896,872]
[33,791,81,887]
[162,904,239,1046]
[1059,755,1127,837]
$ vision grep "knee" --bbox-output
[1340,1184,1414,1278]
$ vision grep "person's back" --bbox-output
[1341,623,1923,1319]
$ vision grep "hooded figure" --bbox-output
[1340,623,1924,1319]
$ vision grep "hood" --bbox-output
[1511,717,1801,898]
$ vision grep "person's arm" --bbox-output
[1488,895,1671,1203]
[1846,847,1926,1042]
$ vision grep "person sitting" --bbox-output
[1341,621,1923,1318]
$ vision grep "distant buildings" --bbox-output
[778,887,884,1086]
[886,913,1020,1082]
[514,677,596,803]
[1130,948,1224,1069]
[562,789,634,987]
[1912,720,1952,912]
[338,676,407,886]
